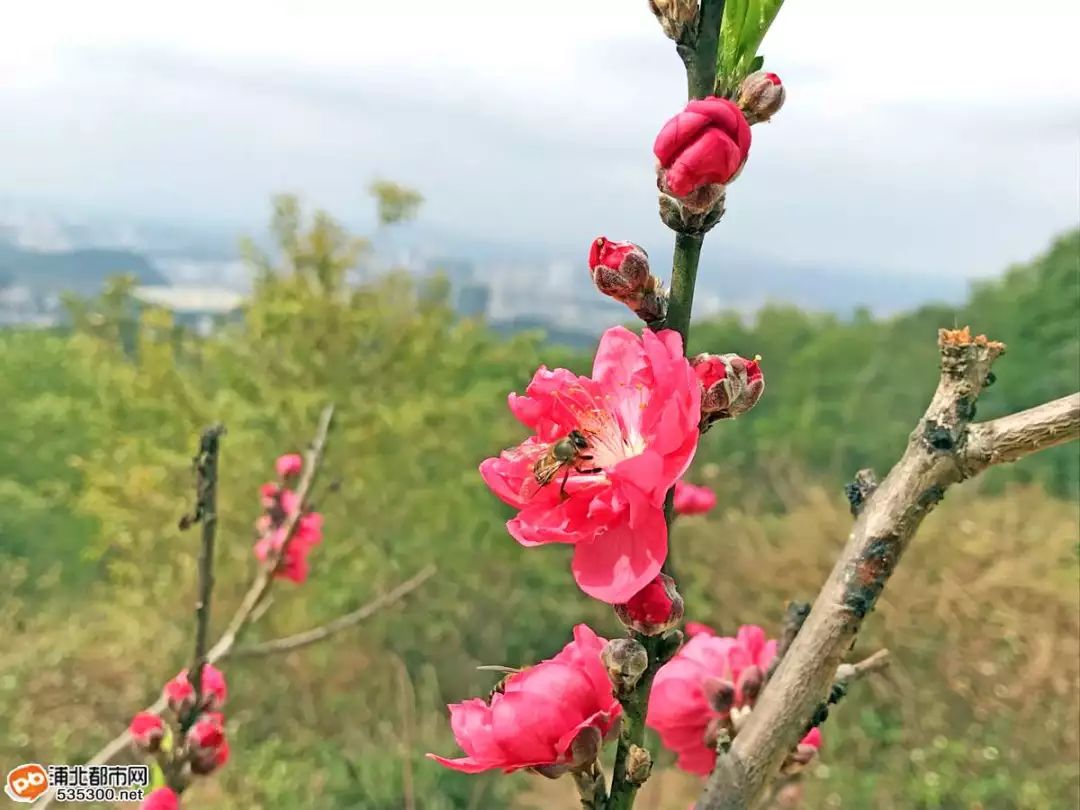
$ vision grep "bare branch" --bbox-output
[962,393,1080,475]
[697,330,1080,810]
[182,424,225,720]
[208,404,335,660]
[38,406,336,808]
[231,564,437,658]
[833,649,891,688]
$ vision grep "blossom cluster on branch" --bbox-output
[128,665,230,808]
[429,53,792,809]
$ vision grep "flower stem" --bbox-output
[606,634,670,810]
[666,232,704,353]
[661,231,703,579]
[686,0,726,99]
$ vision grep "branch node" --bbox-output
[844,469,879,516]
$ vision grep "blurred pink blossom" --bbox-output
[673,480,717,515]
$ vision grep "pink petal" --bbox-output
[571,504,666,603]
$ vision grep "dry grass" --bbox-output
[520,480,1080,810]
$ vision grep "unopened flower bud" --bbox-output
[737,664,764,706]
[658,183,727,236]
[588,237,668,327]
[187,713,229,775]
[703,677,736,714]
[692,353,764,430]
[163,675,196,716]
[614,574,684,636]
[129,712,165,753]
[626,744,652,786]
[190,738,230,775]
[589,237,650,298]
[186,713,225,752]
[654,96,748,235]
[738,71,786,124]
[648,0,699,41]
[601,638,649,694]
[275,453,303,479]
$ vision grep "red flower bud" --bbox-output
[588,237,667,326]
[738,71,786,124]
[187,713,229,775]
[129,712,165,753]
[163,676,195,715]
[275,453,303,479]
[164,664,228,715]
[692,353,764,429]
[187,713,225,751]
[654,98,751,197]
[614,573,684,636]
[589,238,650,297]
[190,737,230,775]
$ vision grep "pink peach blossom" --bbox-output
[140,788,180,810]
[481,326,700,603]
[673,480,717,516]
[254,512,323,583]
[275,453,304,478]
[684,621,716,638]
[647,624,819,776]
[654,97,752,196]
[428,625,621,774]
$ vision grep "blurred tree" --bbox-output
[369,180,424,227]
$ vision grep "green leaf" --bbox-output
[149,762,166,792]
[716,0,785,95]
[749,54,765,73]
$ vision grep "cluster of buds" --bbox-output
[650,73,785,232]
[254,453,324,583]
[648,0,698,41]
[692,352,764,430]
[129,664,231,806]
[587,237,668,326]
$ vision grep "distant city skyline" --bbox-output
[1,0,1078,283]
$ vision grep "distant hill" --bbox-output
[0,241,167,295]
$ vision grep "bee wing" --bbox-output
[519,455,562,501]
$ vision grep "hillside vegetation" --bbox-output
[1,205,1076,809]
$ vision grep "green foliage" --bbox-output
[369,180,425,227]
[716,0,785,96]
[691,230,1080,503]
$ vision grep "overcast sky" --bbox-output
[1,0,1078,277]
